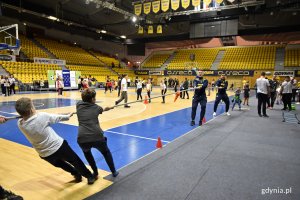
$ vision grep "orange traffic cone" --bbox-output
[202,117,206,124]
[144,95,148,104]
[156,137,162,149]
[174,91,181,102]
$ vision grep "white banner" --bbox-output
[0,55,16,62]
[149,71,163,75]
[273,71,294,76]
[34,57,66,65]
[70,71,76,88]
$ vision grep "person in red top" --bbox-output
[108,81,112,93]
[82,80,89,89]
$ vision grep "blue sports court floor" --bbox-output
[0,98,225,172]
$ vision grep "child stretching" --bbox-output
[76,88,119,179]
[14,97,95,184]
[232,87,242,111]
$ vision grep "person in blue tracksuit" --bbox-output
[191,71,208,126]
[213,74,230,117]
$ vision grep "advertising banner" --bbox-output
[34,57,66,65]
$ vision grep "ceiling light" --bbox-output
[48,16,58,21]
[74,42,77,45]
[23,23,27,26]
[120,35,126,39]
[85,0,90,5]
[132,16,137,23]
[101,30,107,33]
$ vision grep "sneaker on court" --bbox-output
[213,112,216,117]
[73,174,82,183]
[226,112,231,116]
[87,176,96,185]
[93,173,99,180]
[124,105,130,108]
[112,171,119,177]
[198,121,202,126]
[263,114,269,118]
[190,120,195,126]
[115,101,118,106]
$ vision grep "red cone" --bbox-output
[202,117,206,124]
[144,95,148,104]
[174,91,181,102]
[156,137,162,149]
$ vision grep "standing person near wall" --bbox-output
[117,77,121,97]
[4,76,10,97]
[1,75,5,96]
[291,77,297,102]
[160,80,167,103]
[182,78,189,99]
[280,76,293,111]
[146,79,152,103]
[256,72,270,117]
[9,75,16,95]
[136,79,143,101]
[115,74,130,108]
[56,76,64,96]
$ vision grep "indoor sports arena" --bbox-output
[0,0,300,199]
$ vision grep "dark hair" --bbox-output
[15,97,33,117]
[261,72,266,76]
[81,88,96,103]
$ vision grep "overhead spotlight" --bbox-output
[120,35,126,39]
[23,23,27,26]
[293,12,297,16]
[270,11,274,15]
[101,30,107,33]
[244,7,248,11]
[85,0,90,5]
[48,16,59,21]
[132,16,137,23]
[74,42,77,45]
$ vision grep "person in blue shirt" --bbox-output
[213,74,230,117]
[191,71,208,126]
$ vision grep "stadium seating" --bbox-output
[90,51,119,67]
[0,61,60,83]
[36,38,101,65]
[284,48,300,67]
[113,68,136,80]
[142,54,170,68]
[67,65,118,82]
[167,48,219,70]
[19,35,49,60]
[218,46,276,70]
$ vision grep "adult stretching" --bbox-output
[115,74,130,108]
[213,74,230,117]
[191,71,208,126]
[256,72,270,117]
[76,89,119,178]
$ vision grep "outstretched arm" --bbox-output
[0,116,7,124]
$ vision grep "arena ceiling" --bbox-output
[0,0,300,44]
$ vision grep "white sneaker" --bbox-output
[213,112,216,117]
[226,112,231,116]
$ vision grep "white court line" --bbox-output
[118,112,225,171]
[105,130,170,143]
[0,111,17,115]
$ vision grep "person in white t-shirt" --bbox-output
[4,76,10,97]
[256,72,270,117]
[136,79,143,101]
[160,80,167,103]
[280,76,293,111]
[146,79,152,103]
[115,74,130,108]
[3,97,96,184]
